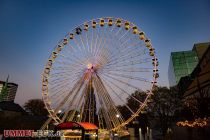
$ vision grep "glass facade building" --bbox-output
[0,80,18,102]
[168,50,198,86]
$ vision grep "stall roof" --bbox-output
[56,122,98,130]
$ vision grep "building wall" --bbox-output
[168,51,198,87]
[0,110,22,118]
[168,56,176,86]
[0,81,18,102]
[193,42,210,60]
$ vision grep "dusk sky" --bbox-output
[0,0,210,105]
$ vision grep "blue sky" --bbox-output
[0,0,210,105]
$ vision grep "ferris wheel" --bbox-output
[41,17,159,132]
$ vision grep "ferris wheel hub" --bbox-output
[87,63,93,69]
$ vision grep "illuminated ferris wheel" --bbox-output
[41,17,159,132]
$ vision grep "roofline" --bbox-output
[0,81,18,86]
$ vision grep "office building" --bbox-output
[168,42,210,87]
[0,77,18,102]
[168,51,198,86]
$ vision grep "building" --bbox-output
[0,101,25,118]
[168,51,198,86]
[0,101,26,131]
[192,42,210,60]
[178,43,210,117]
[168,42,210,87]
[0,76,18,102]
[178,43,210,97]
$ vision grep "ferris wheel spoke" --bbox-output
[93,79,113,129]
[55,59,84,70]
[105,49,147,68]
[93,28,103,56]
[77,83,91,122]
[50,89,68,103]
[51,66,78,71]
[94,75,124,126]
[106,42,146,61]
[94,27,107,60]
[61,80,84,122]
[79,34,88,55]
[101,77,135,114]
[46,78,84,124]
[49,81,71,95]
[104,31,142,61]
[94,46,111,67]
[96,26,120,66]
[90,28,96,57]
[49,77,82,100]
[95,76,124,123]
[106,42,145,65]
[102,58,151,70]
[49,73,81,82]
[99,26,120,61]
[97,97,113,129]
[77,99,86,122]
[106,42,145,64]
[57,53,86,67]
[48,80,75,99]
[94,38,112,66]
[95,78,120,129]
[77,84,93,123]
[49,74,82,94]
[50,70,82,79]
[49,78,77,91]
[74,36,90,61]
[114,26,123,36]
[84,30,91,54]
[90,28,96,56]
[100,73,144,91]
[97,27,108,53]
[49,82,75,99]
[65,45,89,65]
[52,67,83,77]
[110,21,117,32]
[73,37,88,60]
[50,89,72,108]
[118,30,130,41]
[100,74,144,105]
[52,65,85,75]
[92,28,100,57]
[94,76,117,125]
[102,67,152,73]
[49,72,80,85]
[102,71,150,83]
[71,36,84,53]
[106,34,122,58]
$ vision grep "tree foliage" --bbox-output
[183,87,210,119]
[118,86,181,135]
[24,99,48,116]
[148,86,181,134]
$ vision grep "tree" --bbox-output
[148,86,181,135]
[183,87,210,119]
[117,86,181,136]
[24,99,48,116]
[118,90,150,136]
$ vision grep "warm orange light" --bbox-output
[87,63,92,69]
[176,118,209,128]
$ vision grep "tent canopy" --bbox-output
[56,122,98,130]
